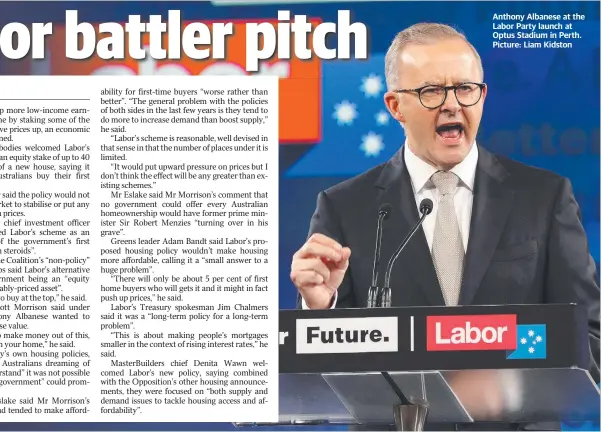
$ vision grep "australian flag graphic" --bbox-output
[506,324,547,360]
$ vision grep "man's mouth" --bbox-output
[436,123,464,141]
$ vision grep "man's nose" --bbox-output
[440,89,461,113]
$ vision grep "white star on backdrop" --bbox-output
[528,346,535,354]
[333,100,358,125]
[528,330,535,337]
[360,74,384,97]
[535,335,542,342]
[375,110,390,126]
[360,132,384,157]
[331,74,396,157]
[520,337,527,345]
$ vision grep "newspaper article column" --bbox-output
[0,75,279,422]
[0,78,96,419]
[97,75,279,422]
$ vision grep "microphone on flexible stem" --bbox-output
[378,198,433,308]
[367,203,393,308]
[378,199,434,424]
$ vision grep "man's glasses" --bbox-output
[393,82,486,109]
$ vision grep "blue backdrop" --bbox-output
[0,1,598,431]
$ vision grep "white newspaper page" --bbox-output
[0,75,279,422]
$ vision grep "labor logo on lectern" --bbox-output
[426,314,547,359]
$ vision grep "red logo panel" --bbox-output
[426,314,517,351]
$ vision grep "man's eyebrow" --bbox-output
[417,80,444,87]
[416,79,478,87]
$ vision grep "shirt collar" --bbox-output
[404,141,478,193]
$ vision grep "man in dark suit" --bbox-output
[290,22,600,430]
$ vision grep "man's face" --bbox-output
[384,38,486,169]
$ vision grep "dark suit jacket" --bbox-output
[298,145,600,430]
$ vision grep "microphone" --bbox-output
[367,203,393,308]
[379,198,433,307]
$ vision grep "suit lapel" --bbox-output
[375,147,446,306]
[459,147,515,305]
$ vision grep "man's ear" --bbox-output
[383,91,405,123]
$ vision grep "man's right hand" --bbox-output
[290,233,351,309]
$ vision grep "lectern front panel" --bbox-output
[322,371,472,424]
[278,373,355,424]
[441,368,600,423]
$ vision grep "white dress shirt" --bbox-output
[404,141,478,253]
[302,142,479,309]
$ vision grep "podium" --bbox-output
[239,304,600,430]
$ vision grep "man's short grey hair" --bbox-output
[384,23,484,90]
